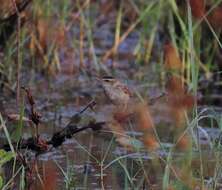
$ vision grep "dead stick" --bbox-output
[11,0,21,105]
[79,100,96,114]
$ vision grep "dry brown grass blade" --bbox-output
[36,17,48,54]
[166,76,194,109]
[54,24,66,48]
[102,6,145,62]
[33,161,58,190]
[0,0,26,19]
[164,40,194,148]
[102,22,137,62]
[166,76,194,128]
[28,7,67,73]
[135,103,159,150]
[135,103,154,131]
[164,42,183,72]
[208,6,222,29]
[29,30,49,64]
[99,0,115,16]
[189,0,205,19]
[164,41,194,110]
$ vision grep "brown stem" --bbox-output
[11,0,21,105]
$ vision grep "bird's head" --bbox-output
[96,76,117,87]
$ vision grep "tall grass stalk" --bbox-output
[187,2,204,189]
[113,0,123,55]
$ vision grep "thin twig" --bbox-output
[11,0,21,105]
[79,100,96,114]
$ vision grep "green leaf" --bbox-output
[0,149,15,167]
[11,100,25,142]
[0,176,3,189]
[162,151,172,190]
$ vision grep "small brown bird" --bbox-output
[98,76,132,108]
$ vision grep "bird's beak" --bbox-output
[95,77,103,88]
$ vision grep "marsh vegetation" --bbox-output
[0,0,222,189]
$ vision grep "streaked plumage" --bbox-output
[99,76,132,107]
